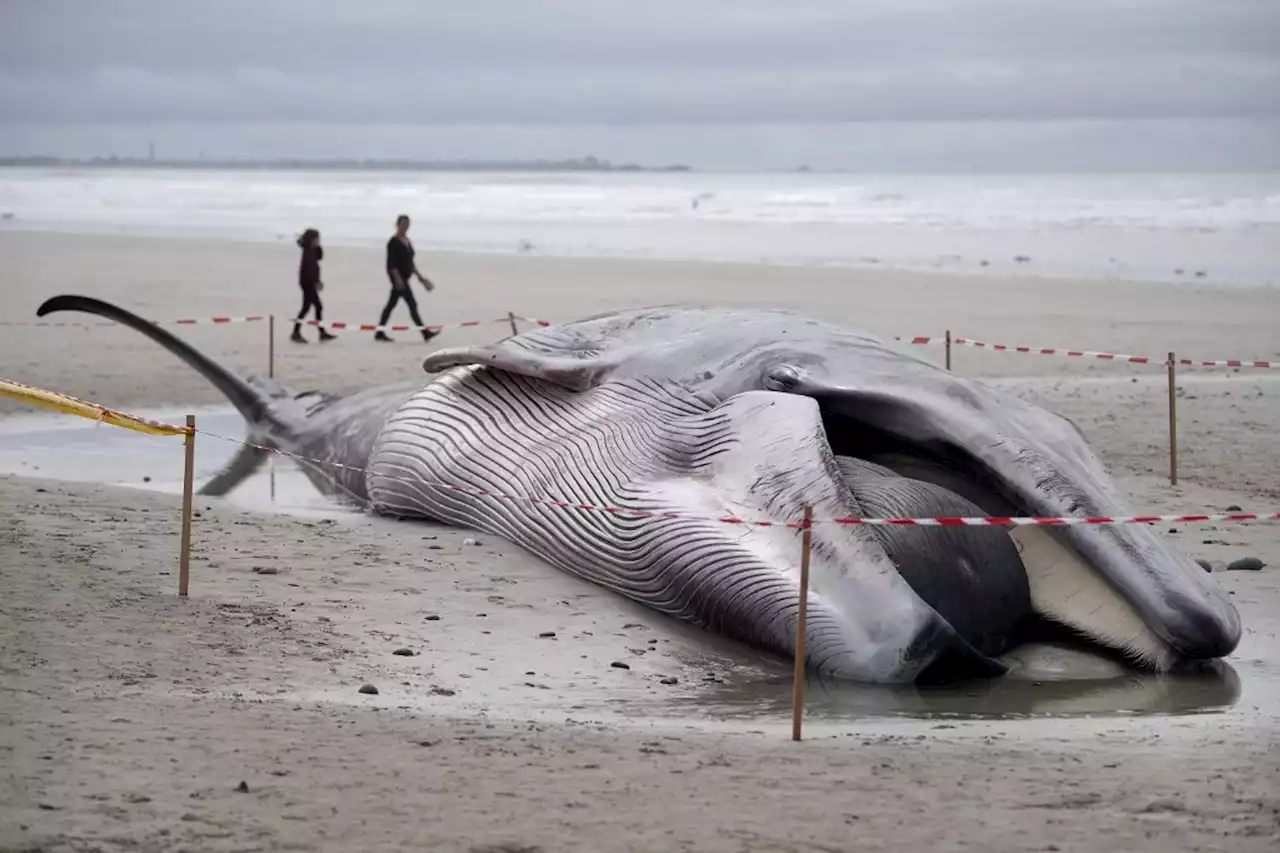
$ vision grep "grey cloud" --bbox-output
[1,0,1278,125]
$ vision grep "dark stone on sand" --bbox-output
[1227,557,1265,571]
[1195,559,1213,572]
[142,476,151,483]
[358,683,380,695]
[393,647,415,656]
[425,615,440,621]
[255,566,278,575]
[1226,504,1242,511]
[660,677,678,685]
[430,686,456,696]
[235,781,250,793]
[1014,254,1031,263]
[538,631,556,638]
[610,661,631,670]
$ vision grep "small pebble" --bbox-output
[538,631,556,639]
[234,781,249,793]
[1226,505,1242,512]
[392,648,415,657]
[660,677,678,685]
[462,538,480,547]
[358,683,380,695]
[1227,557,1265,571]
[430,686,456,696]
[425,615,440,621]
[257,567,278,575]
[610,661,631,670]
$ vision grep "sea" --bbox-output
[2,167,1278,286]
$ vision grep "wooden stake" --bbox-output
[791,505,814,742]
[268,314,275,379]
[179,414,196,597]
[1167,351,1178,486]
[507,311,519,336]
[945,329,953,371]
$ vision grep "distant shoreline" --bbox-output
[0,155,694,173]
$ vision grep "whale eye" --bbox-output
[763,364,801,391]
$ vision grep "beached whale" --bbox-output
[36,296,1241,684]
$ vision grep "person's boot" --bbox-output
[375,331,393,342]
[421,328,438,342]
[318,327,337,342]
[291,326,307,344]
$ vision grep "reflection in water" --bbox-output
[0,405,358,519]
[649,649,1242,722]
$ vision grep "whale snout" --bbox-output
[1158,585,1242,660]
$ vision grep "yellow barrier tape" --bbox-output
[0,378,190,437]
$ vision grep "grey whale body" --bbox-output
[35,296,1242,685]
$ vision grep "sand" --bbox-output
[1,230,1278,851]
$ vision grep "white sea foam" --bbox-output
[1,168,1277,285]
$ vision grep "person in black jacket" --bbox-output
[292,228,336,343]
[375,214,437,342]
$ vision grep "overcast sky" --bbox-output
[1,0,1277,170]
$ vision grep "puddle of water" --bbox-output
[0,404,356,519]
[1,405,1273,726]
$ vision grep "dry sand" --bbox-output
[1,230,1278,851]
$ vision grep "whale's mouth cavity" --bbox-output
[812,402,1179,680]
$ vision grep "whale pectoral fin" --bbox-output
[680,390,1004,681]
[423,343,620,392]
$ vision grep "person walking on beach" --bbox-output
[292,228,336,343]
[376,214,437,342]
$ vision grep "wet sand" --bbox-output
[1,230,1279,850]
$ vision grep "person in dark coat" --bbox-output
[292,228,335,343]
[375,214,437,342]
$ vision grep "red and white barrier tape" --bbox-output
[194,428,1278,530]
[5,311,1273,369]
[300,317,513,334]
[951,337,1275,369]
[1176,356,1275,369]
[516,322,1273,368]
[1,315,267,328]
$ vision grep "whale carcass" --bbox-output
[36,296,1241,684]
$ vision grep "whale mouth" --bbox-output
[809,394,1240,680]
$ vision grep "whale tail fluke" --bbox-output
[35,294,282,495]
